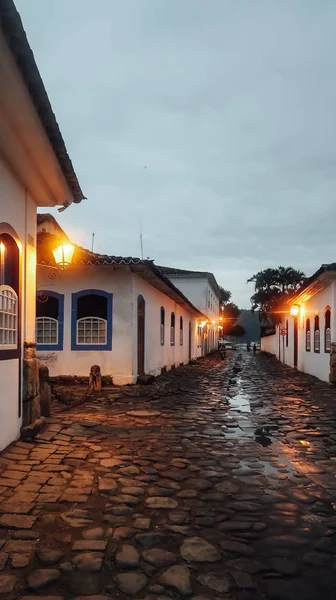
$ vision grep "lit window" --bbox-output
[77,317,107,345]
[179,316,183,346]
[71,290,112,350]
[314,315,320,353]
[170,312,175,346]
[306,318,311,352]
[160,307,165,346]
[0,286,18,349]
[325,308,331,353]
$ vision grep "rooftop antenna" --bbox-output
[91,233,95,253]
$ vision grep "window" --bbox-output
[325,308,331,353]
[160,307,165,346]
[314,315,320,353]
[0,286,18,348]
[0,233,19,354]
[71,290,112,350]
[36,292,64,350]
[179,316,183,345]
[306,318,311,352]
[285,319,288,347]
[197,325,202,348]
[170,312,175,346]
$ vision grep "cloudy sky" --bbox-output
[17,0,336,307]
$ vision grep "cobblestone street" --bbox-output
[0,352,336,600]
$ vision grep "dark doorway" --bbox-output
[137,295,145,375]
[293,317,298,367]
[188,321,192,361]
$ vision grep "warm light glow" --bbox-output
[201,321,207,328]
[300,440,310,446]
[52,244,75,269]
[218,325,223,330]
[212,320,215,324]
[290,304,300,317]
[0,242,5,257]
[219,317,223,321]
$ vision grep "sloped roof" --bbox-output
[37,217,206,318]
[290,263,336,304]
[0,0,84,203]
[158,265,221,298]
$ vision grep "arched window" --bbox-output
[170,312,175,346]
[325,307,331,353]
[314,315,320,353]
[179,316,183,346]
[305,318,311,352]
[36,291,64,350]
[71,290,112,350]
[160,307,165,346]
[0,233,19,353]
[285,319,289,347]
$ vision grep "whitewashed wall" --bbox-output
[261,333,278,357]
[271,282,336,382]
[165,276,220,318]
[0,158,37,449]
[37,266,134,385]
[133,274,199,378]
[37,267,201,385]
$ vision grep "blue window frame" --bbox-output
[71,289,112,351]
[36,290,64,351]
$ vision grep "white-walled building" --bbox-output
[261,264,336,383]
[0,1,84,449]
[36,216,208,385]
[158,266,221,355]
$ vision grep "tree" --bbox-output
[218,286,231,306]
[221,301,241,335]
[247,266,305,324]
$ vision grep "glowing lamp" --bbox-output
[212,320,215,324]
[52,244,74,269]
[201,321,207,328]
[290,304,300,317]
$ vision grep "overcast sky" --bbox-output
[17,0,336,308]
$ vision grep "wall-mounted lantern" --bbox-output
[52,243,75,270]
[290,304,300,317]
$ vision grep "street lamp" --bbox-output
[290,304,300,317]
[52,243,75,270]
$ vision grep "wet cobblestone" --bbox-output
[0,352,335,599]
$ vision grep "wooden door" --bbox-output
[137,296,145,375]
[293,317,298,367]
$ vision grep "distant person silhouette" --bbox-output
[253,343,256,354]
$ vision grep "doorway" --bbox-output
[137,295,145,375]
[293,317,298,367]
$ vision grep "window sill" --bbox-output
[71,343,112,351]
[0,348,20,360]
[37,344,63,351]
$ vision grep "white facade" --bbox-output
[163,274,220,353]
[261,273,336,383]
[36,264,202,386]
[0,4,83,450]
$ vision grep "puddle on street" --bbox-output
[229,392,251,413]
